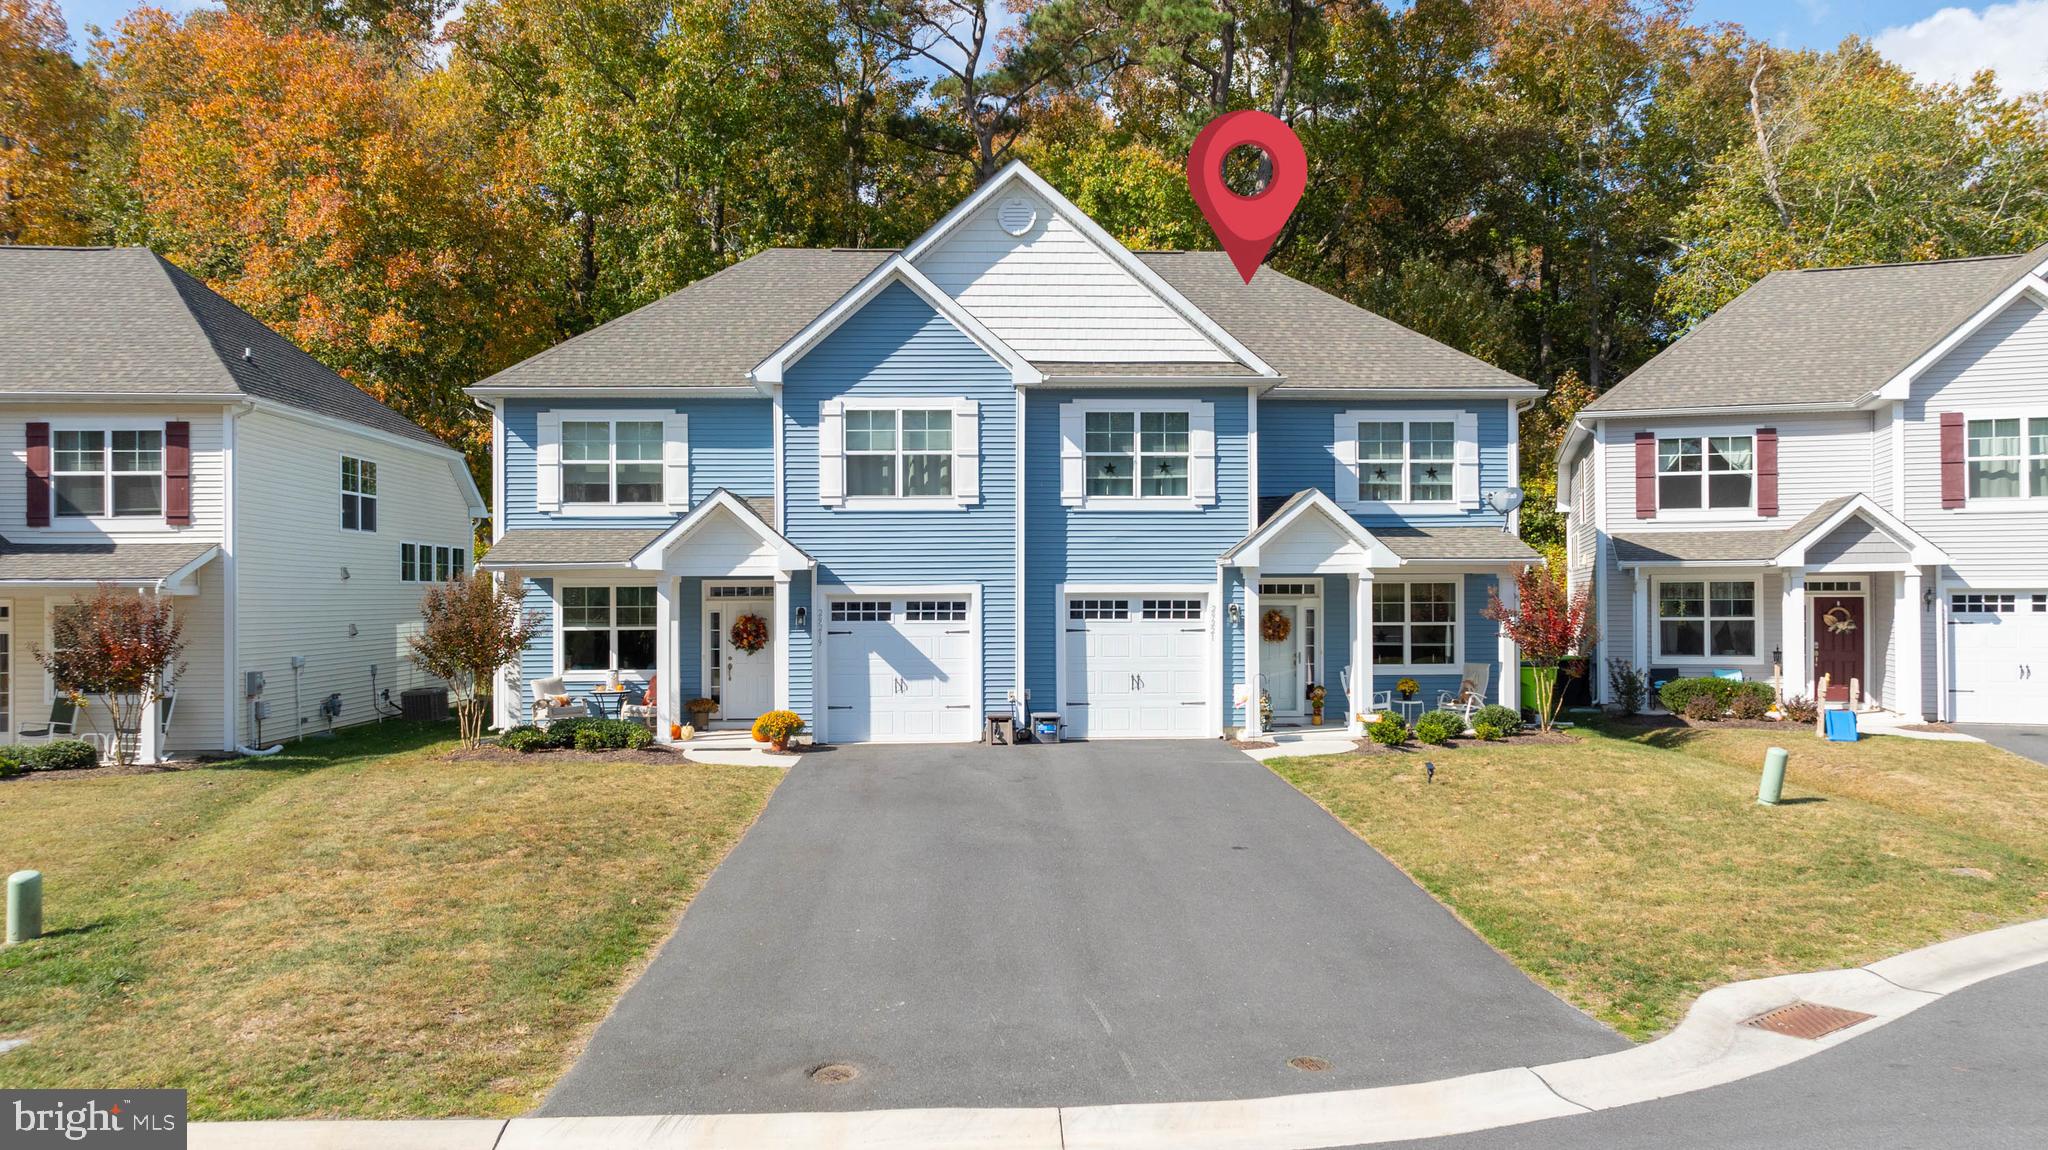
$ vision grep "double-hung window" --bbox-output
[1658,580,1755,658]
[1656,435,1752,511]
[54,429,163,518]
[1356,419,1454,503]
[1370,582,1457,667]
[340,456,378,531]
[564,419,663,505]
[561,586,656,674]
[846,408,953,498]
[1086,410,1188,497]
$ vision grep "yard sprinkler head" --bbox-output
[1424,761,1435,784]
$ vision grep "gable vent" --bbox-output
[997,197,1038,237]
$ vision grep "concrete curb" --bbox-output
[190,916,2048,1150]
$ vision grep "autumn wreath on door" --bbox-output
[730,613,770,653]
[1821,605,1858,636]
[1260,608,1292,643]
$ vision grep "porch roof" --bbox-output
[479,528,665,568]
[1610,494,1948,568]
[1375,526,1541,563]
[0,537,218,588]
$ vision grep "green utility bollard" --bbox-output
[7,870,41,944]
[1758,747,1789,806]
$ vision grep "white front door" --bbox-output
[1948,591,2048,722]
[708,599,773,722]
[1261,603,1303,716]
[1063,595,1210,739]
[823,597,979,743]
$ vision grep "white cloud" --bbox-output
[1873,1,2048,97]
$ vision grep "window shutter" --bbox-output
[1059,403,1085,505]
[535,412,562,512]
[1189,401,1216,505]
[1332,412,1359,504]
[1634,431,1656,519]
[663,412,690,512]
[25,421,49,527]
[165,420,192,526]
[1453,411,1481,508]
[952,399,980,505]
[818,399,845,506]
[1940,412,1966,509]
[1755,427,1778,517]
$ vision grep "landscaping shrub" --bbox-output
[1415,709,1466,745]
[1781,694,1819,723]
[1472,721,1508,741]
[499,726,552,753]
[0,745,26,778]
[570,719,653,751]
[1367,712,1409,747]
[1729,690,1772,720]
[1606,659,1646,716]
[26,739,98,772]
[1682,694,1721,721]
[1657,677,1774,716]
[1470,704,1522,736]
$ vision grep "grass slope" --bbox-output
[0,722,780,1118]
[1268,723,2048,1039]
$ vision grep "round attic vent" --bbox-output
[997,196,1038,236]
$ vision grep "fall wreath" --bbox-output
[730,613,770,654]
[1822,605,1858,636]
[1260,608,1292,644]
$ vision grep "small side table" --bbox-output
[587,689,631,719]
[1393,698,1425,725]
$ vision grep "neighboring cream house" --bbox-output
[1560,244,2048,723]
[0,246,485,758]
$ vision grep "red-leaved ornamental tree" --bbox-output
[409,571,539,747]
[36,584,187,766]
[1484,565,1597,733]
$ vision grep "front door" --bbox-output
[1261,602,1303,716]
[1812,595,1865,703]
[709,600,773,722]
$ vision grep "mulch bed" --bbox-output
[1,761,203,782]
[1604,713,1802,732]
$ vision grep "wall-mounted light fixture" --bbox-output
[1924,587,1937,609]
[794,605,808,629]
[1228,602,1243,626]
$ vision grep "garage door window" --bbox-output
[1142,599,1202,620]
[905,600,967,622]
[561,586,656,673]
[831,600,891,623]
[1952,593,2017,613]
[1070,599,1130,620]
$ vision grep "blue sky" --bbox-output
[52,1,2048,96]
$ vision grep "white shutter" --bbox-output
[1189,401,1216,505]
[952,399,980,505]
[1060,403,1086,505]
[663,412,690,512]
[1333,412,1359,505]
[818,399,845,506]
[535,411,562,512]
[1454,411,1481,508]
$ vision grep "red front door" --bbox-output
[1812,595,1865,703]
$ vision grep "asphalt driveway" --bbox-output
[1955,724,2048,766]
[541,740,1623,1116]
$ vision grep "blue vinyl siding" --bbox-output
[1259,398,1513,529]
[678,577,703,701]
[1367,573,1501,703]
[781,281,1017,719]
[1023,387,1251,710]
[1322,574,1352,718]
[501,396,772,530]
[513,577,651,722]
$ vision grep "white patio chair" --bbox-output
[1435,663,1492,723]
[531,676,588,728]
[1340,667,1392,721]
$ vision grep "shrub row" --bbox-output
[1657,676,1774,717]
[0,739,99,777]
[499,717,652,753]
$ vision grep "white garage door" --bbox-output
[1064,595,1210,739]
[823,597,979,743]
[1948,591,2048,722]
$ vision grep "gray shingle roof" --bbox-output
[1242,492,1537,563]
[471,246,1540,395]
[1588,247,2048,413]
[0,246,448,450]
[1610,496,1856,564]
[1140,252,1540,394]
[0,537,218,583]
[480,528,666,567]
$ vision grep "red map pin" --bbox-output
[1187,110,1307,284]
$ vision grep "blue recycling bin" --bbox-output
[1824,709,1859,742]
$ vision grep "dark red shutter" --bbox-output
[1940,412,1966,509]
[1634,431,1656,518]
[165,421,191,526]
[1755,427,1779,517]
[25,422,50,527]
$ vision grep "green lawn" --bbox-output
[1268,722,2048,1039]
[0,723,780,1119]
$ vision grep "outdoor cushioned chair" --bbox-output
[1436,663,1492,723]
[621,675,659,729]
[20,697,78,742]
[531,676,588,728]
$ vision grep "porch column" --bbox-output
[1497,569,1521,712]
[772,571,792,712]
[1242,567,1263,738]
[138,590,165,765]
[1630,571,1650,675]
[1348,572,1366,733]
[1897,568,1927,721]
[493,569,523,730]
[655,575,677,742]
[1781,569,1809,700]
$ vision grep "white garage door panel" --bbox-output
[1948,592,2048,723]
[1065,596,1210,739]
[824,602,979,744]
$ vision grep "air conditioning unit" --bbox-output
[400,687,450,722]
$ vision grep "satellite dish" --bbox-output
[1486,488,1526,515]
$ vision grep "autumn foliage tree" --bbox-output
[1,0,99,244]
[408,572,538,746]
[35,584,187,766]
[1485,564,1596,732]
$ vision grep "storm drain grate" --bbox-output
[1743,1001,1875,1040]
